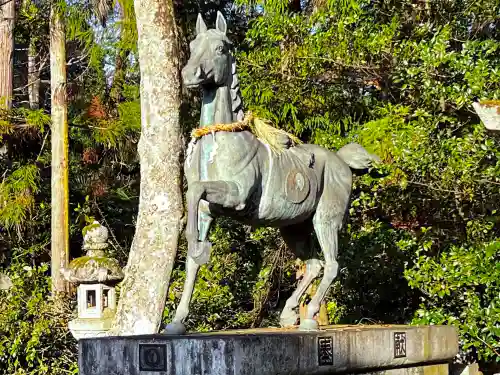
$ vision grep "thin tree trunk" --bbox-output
[110,0,183,335]
[109,3,128,104]
[0,0,15,108]
[28,39,40,109]
[50,5,69,297]
[110,50,126,103]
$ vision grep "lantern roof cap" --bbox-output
[61,221,124,284]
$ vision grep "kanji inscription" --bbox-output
[318,336,334,366]
[394,332,407,358]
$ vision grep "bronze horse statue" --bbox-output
[164,12,380,334]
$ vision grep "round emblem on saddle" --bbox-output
[285,169,310,204]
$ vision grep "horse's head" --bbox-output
[182,12,233,89]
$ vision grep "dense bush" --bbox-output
[0,263,77,375]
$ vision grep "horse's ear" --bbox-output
[196,13,207,35]
[215,11,227,34]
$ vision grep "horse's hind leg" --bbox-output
[280,258,323,326]
[279,223,323,327]
[300,180,350,330]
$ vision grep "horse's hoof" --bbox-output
[279,310,299,327]
[299,318,319,331]
[162,321,186,335]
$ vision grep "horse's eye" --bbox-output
[216,45,224,55]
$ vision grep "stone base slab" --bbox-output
[69,317,113,340]
[79,324,458,375]
[368,363,449,375]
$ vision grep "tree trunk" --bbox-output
[109,50,127,104]
[109,3,128,105]
[110,0,183,335]
[0,0,15,108]
[28,39,40,109]
[50,5,69,297]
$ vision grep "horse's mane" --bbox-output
[230,57,244,121]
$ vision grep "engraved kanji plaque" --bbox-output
[394,332,407,358]
[317,336,334,366]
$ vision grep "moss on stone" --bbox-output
[82,222,101,236]
[69,256,119,270]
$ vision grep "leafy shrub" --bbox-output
[0,263,77,375]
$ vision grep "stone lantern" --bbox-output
[61,220,124,340]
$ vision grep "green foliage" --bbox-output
[0,108,51,137]
[0,263,77,375]
[407,240,500,361]
[0,164,40,230]
[1,1,141,373]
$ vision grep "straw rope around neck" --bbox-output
[190,112,302,153]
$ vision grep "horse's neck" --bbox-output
[200,85,234,126]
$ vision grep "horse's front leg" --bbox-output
[185,180,243,262]
[164,199,211,335]
[164,180,243,335]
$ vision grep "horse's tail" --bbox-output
[337,143,381,170]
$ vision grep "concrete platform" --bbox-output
[79,325,458,375]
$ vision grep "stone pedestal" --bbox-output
[79,324,458,375]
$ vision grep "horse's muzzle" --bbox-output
[182,64,205,88]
